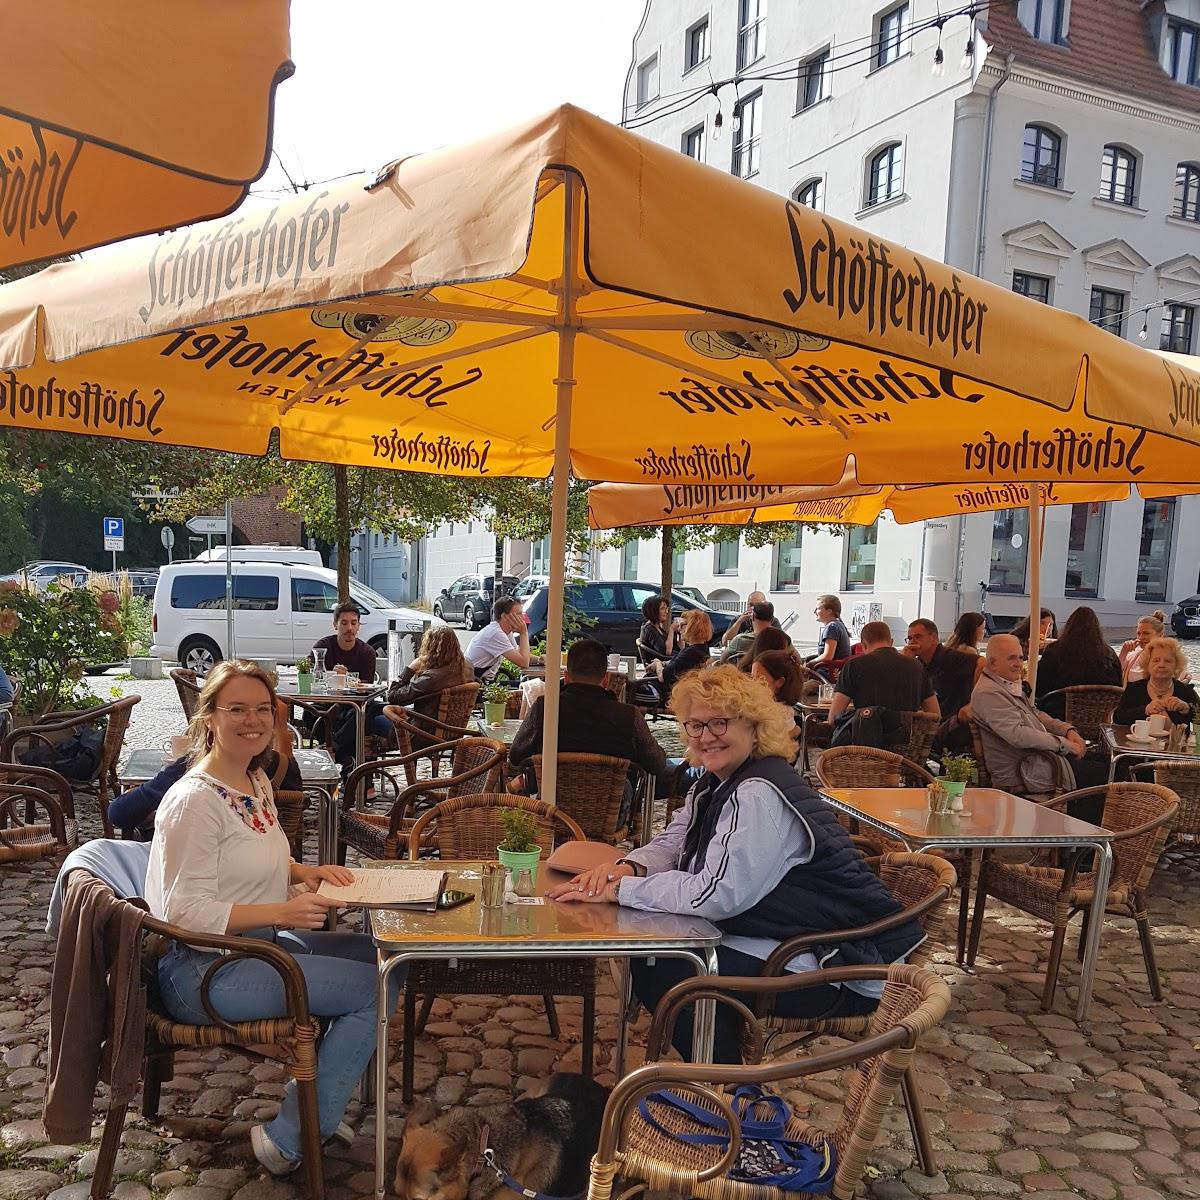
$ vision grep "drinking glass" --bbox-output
[345,671,360,690]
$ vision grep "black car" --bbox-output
[432,573,519,630]
[523,580,731,656]
[1171,595,1200,639]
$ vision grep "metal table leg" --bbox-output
[1076,840,1113,1023]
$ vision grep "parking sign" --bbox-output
[103,516,125,552]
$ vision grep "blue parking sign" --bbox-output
[103,517,124,539]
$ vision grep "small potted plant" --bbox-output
[497,806,543,885]
[939,753,976,811]
[297,656,312,696]
[481,681,509,726]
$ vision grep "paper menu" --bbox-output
[317,868,446,909]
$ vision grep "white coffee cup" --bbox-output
[1148,713,1171,736]
[607,653,621,671]
[170,735,191,760]
[1131,719,1151,739]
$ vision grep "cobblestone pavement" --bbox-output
[0,675,1197,1200]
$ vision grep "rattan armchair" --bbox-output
[340,736,507,861]
[1038,684,1123,744]
[1130,759,1200,859]
[587,964,952,1200]
[0,763,78,863]
[531,751,633,843]
[399,793,592,1102]
[967,782,1178,1010]
[0,695,140,837]
[382,683,481,783]
[169,668,201,722]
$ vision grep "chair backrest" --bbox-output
[876,852,957,968]
[448,737,507,798]
[532,752,630,840]
[1061,685,1124,741]
[437,682,481,729]
[406,793,585,860]
[170,669,201,722]
[98,697,141,779]
[895,711,939,766]
[1143,759,1200,840]
[965,718,994,788]
[1099,782,1179,893]
[817,745,934,790]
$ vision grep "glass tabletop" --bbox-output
[119,745,339,786]
[1102,723,1200,759]
[277,684,385,703]
[472,718,523,744]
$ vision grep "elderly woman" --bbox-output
[147,661,401,1175]
[647,608,713,698]
[1113,637,1199,728]
[549,666,924,1062]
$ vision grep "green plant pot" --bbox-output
[483,700,507,725]
[497,845,541,886]
[297,674,312,695]
[942,780,967,809]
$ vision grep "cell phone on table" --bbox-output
[437,889,474,910]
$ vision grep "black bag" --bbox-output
[830,705,904,750]
[19,723,105,781]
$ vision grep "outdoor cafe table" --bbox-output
[275,680,386,770]
[472,717,524,744]
[818,787,1113,1022]
[1102,722,1200,782]
[365,859,720,1200]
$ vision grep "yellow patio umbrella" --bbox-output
[3,104,1200,795]
[0,0,292,269]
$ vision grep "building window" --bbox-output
[1137,499,1176,603]
[1167,19,1200,86]
[737,0,765,70]
[865,143,903,208]
[620,540,639,579]
[1162,303,1196,354]
[1089,287,1126,337]
[682,124,706,161]
[1020,0,1067,44]
[773,529,803,591]
[672,547,686,586]
[1099,144,1138,205]
[798,49,829,109]
[714,539,740,575]
[989,508,1029,594]
[636,54,658,108]
[1021,124,1062,188]
[685,17,710,71]
[794,178,823,209]
[844,523,878,591]
[875,4,909,69]
[1012,271,1052,304]
[1064,503,1105,598]
[732,91,763,179]
[1176,162,1200,221]
[530,536,550,574]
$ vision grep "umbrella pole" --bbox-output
[1027,489,1042,694]
[541,172,581,807]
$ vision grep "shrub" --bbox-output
[498,807,540,853]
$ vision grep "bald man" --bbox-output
[721,590,780,645]
[970,633,1086,796]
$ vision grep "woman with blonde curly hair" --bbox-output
[1113,636,1199,728]
[550,665,923,1062]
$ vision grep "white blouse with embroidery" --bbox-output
[146,768,292,935]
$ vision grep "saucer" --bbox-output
[1124,735,1154,744]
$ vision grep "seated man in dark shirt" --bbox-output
[309,602,377,775]
[509,638,671,816]
[903,618,976,719]
[828,620,939,730]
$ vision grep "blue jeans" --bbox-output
[158,929,402,1162]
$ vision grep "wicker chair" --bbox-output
[531,752,632,843]
[169,668,202,722]
[965,715,1065,801]
[340,737,507,862]
[587,964,952,1200]
[753,853,957,1176]
[0,763,78,863]
[0,677,21,742]
[1038,685,1124,744]
[1130,759,1200,859]
[384,683,481,784]
[0,695,140,837]
[967,782,1178,1010]
[66,870,327,1200]
[400,794,592,1103]
[896,711,940,767]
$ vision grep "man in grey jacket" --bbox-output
[970,634,1085,796]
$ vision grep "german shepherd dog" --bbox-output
[393,1073,611,1200]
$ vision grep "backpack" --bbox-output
[19,723,105,781]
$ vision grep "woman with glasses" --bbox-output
[146,660,402,1176]
[548,665,923,1063]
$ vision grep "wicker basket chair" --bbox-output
[532,752,631,843]
[895,711,940,768]
[1038,684,1124,744]
[752,853,957,1177]
[340,737,507,862]
[967,782,1178,1010]
[0,695,140,837]
[383,682,482,784]
[169,668,202,723]
[587,963,952,1200]
[400,793,593,1103]
[1131,759,1200,859]
[0,763,78,863]
[65,870,327,1200]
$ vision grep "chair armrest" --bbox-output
[0,763,74,815]
[388,752,506,836]
[393,709,473,740]
[0,784,67,845]
[342,740,465,810]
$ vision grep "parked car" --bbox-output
[0,560,89,592]
[673,585,709,606]
[510,574,551,602]
[151,558,434,674]
[125,570,159,600]
[1171,595,1200,638]
[522,580,731,656]
[432,573,518,629]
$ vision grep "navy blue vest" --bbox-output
[681,756,925,968]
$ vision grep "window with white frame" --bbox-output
[1176,162,1200,220]
[620,540,639,579]
[1012,271,1052,304]
[737,0,765,70]
[1019,0,1068,44]
[682,124,706,161]
[636,54,659,108]
[875,3,909,69]
[1064,502,1105,599]
[773,529,803,591]
[1099,144,1138,205]
[714,539,740,575]
[844,523,878,591]
[685,17,710,72]
[865,142,903,207]
[732,90,763,179]
[1162,303,1196,354]
[794,178,823,209]
[1021,124,1062,188]
[798,48,829,109]
[1089,287,1127,337]
[1167,18,1200,86]
[1137,499,1177,602]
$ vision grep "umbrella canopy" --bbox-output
[0,0,292,269]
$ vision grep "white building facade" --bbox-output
[595,0,1200,638]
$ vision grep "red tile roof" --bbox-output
[982,0,1200,114]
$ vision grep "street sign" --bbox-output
[186,515,226,534]
[160,527,175,549]
[102,516,125,552]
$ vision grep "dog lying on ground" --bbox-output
[393,1072,611,1200]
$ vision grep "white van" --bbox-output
[151,558,434,674]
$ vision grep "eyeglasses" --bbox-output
[214,704,275,721]
[682,717,736,739]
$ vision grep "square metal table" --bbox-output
[1102,723,1200,782]
[818,786,1113,1022]
[277,681,386,769]
[472,717,524,744]
[365,859,720,1200]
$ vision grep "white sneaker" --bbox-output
[251,1125,301,1176]
[326,1121,355,1149]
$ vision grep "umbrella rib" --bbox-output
[580,313,808,331]
[334,295,557,328]
[742,330,849,439]
[583,328,851,439]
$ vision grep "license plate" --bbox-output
[1188,618,1200,627]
